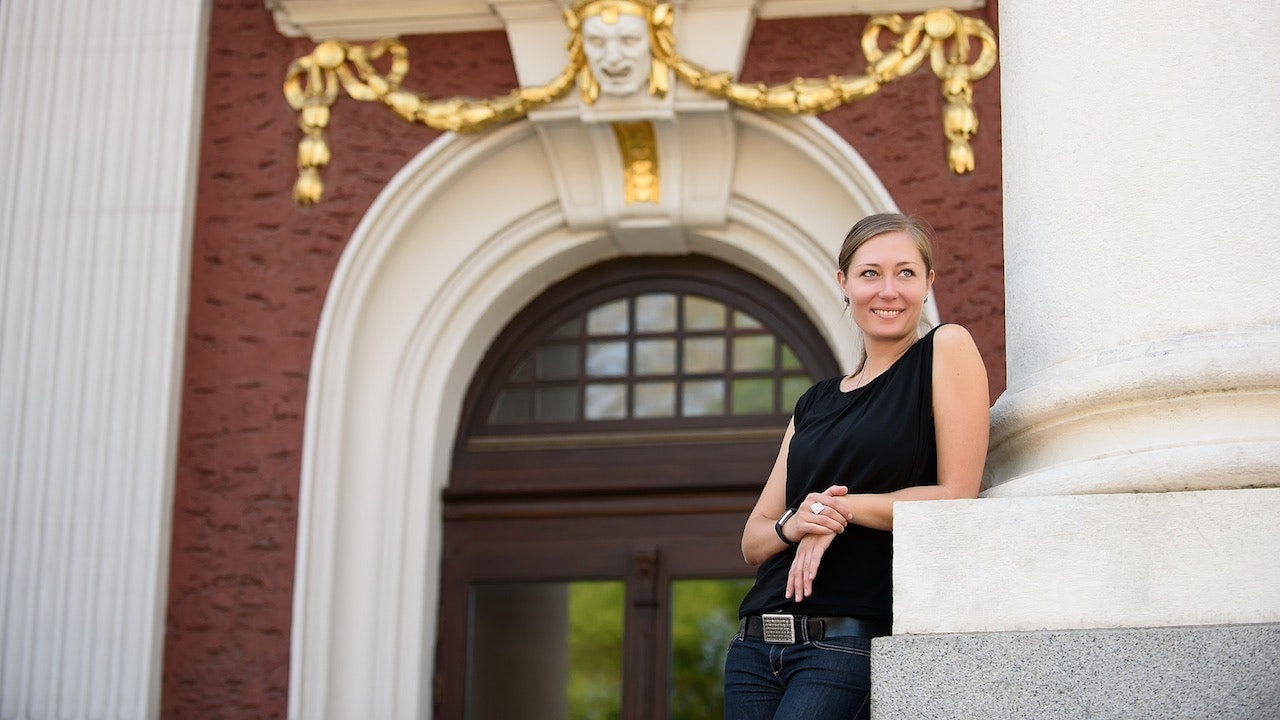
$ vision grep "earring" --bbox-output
[842,296,850,304]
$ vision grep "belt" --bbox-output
[740,613,891,644]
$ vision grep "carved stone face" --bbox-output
[582,13,651,96]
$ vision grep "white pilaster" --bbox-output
[987,0,1280,496]
[0,2,208,718]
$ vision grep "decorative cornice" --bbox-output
[265,0,986,39]
[282,5,997,206]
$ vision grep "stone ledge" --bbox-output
[871,623,1280,719]
[893,489,1280,634]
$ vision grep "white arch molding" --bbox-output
[287,110,931,718]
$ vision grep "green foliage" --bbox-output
[564,577,753,720]
[669,578,753,720]
[568,581,624,720]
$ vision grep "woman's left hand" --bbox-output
[785,486,850,600]
[786,531,835,601]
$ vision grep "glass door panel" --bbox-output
[569,581,625,719]
[466,581,625,720]
[668,578,754,720]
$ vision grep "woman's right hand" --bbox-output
[800,485,849,537]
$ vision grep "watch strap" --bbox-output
[774,507,799,546]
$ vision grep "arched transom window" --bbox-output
[487,291,815,425]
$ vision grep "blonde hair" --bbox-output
[838,212,935,277]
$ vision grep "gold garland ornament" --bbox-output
[283,4,996,206]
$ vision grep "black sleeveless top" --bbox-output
[737,325,942,621]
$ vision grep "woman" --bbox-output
[723,213,990,719]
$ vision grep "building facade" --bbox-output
[1,1,1275,719]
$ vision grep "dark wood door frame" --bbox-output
[434,500,757,719]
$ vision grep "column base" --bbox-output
[986,328,1280,496]
[872,623,1280,719]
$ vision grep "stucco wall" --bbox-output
[165,2,1004,717]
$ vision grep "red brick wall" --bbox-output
[164,3,1003,717]
[163,3,519,717]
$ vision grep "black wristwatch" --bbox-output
[774,507,799,546]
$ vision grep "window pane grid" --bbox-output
[489,291,817,425]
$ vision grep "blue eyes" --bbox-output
[859,269,916,278]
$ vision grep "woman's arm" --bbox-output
[743,419,852,567]
[831,324,990,530]
[741,420,796,566]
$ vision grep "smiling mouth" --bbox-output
[601,66,633,79]
[872,309,903,318]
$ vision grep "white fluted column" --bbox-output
[887,0,1280,640]
[986,0,1280,497]
[878,17,1280,720]
[0,2,208,718]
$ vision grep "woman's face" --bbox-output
[837,230,934,343]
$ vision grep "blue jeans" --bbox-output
[723,633,873,720]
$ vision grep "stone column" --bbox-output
[987,0,1280,497]
[0,2,207,717]
[874,1,1280,717]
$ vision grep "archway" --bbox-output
[287,111,908,719]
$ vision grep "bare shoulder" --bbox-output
[931,324,990,411]
[931,323,988,383]
[932,323,981,358]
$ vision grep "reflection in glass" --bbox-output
[635,381,675,418]
[585,383,627,420]
[538,345,579,380]
[587,340,628,377]
[732,378,773,415]
[783,376,812,412]
[490,388,530,423]
[551,317,582,338]
[682,379,724,416]
[682,337,724,374]
[732,335,774,372]
[636,293,676,332]
[467,581,623,720]
[467,582,569,720]
[781,344,802,371]
[733,310,763,329]
[684,295,724,330]
[587,298,629,335]
[669,578,755,720]
[509,356,533,381]
[536,386,577,421]
[635,338,676,375]
[569,581,625,719]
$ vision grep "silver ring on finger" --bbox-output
[810,501,826,515]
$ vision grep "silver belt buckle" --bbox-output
[761,613,796,644]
